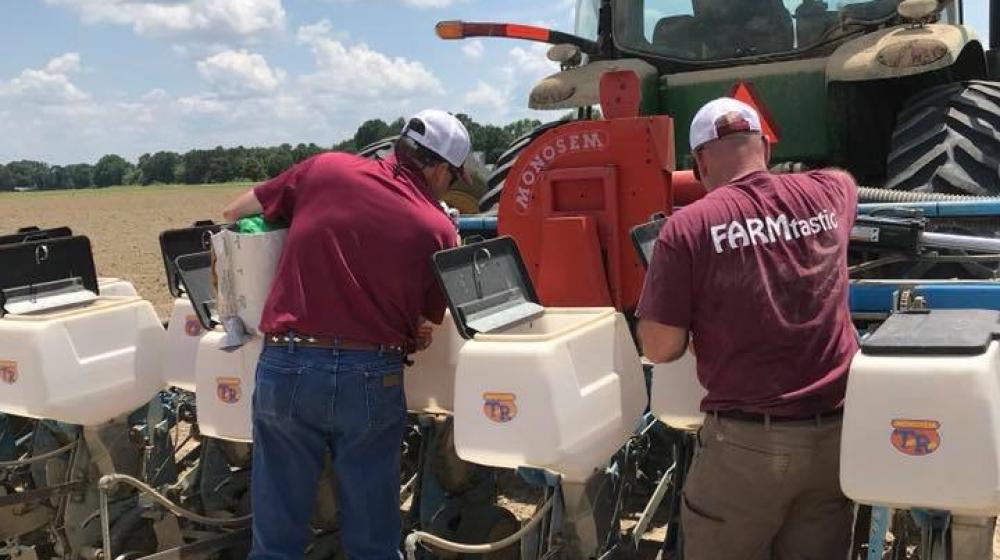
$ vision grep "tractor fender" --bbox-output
[529,59,657,110]
[826,23,982,83]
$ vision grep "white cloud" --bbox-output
[402,0,458,7]
[197,50,284,97]
[0,20,451,165]
[45,53,83,74]
[45,0,286,40]
[462,40,485,60]
[508,42,558,79]
[296,19,444,97]
[464,81,506,112]
[0,53,88,105]
[177,94,228,114]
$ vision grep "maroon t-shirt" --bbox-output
[254,152,457,346]
[637,169,859,416]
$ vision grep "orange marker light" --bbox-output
[435,21,466,40]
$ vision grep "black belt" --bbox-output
[710,408,844,424]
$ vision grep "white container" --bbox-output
[650,352,707,430]
[405,312,465,414]
[194,333,261,442]
[98,278,138,297]
[453,308,646,482]
[842,337,1000,515]
[162,298,205,391]
[0,297,166,425]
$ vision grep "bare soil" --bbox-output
[0,183,250,318]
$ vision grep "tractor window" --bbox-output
[575,0,601,41]
[615,0,902,61]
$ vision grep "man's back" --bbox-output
[640,169,859,415]
[256,151,456,345]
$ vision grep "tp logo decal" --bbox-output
[891,419,940,456]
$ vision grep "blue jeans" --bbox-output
[248,345,406,560]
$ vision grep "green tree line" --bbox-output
[0,115,544,191]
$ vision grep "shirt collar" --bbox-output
[385,153,436,200]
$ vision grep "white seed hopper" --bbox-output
[842,309,1000,516]
[649,353,707,430]
[405,311,464,414]
[194,333,261,442]
[163,298,205,392]
[433,237,646,483]
[0,236,165,425]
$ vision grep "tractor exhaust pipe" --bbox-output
[992,0,999,51]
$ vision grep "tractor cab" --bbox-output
[610,0,919,63]
[576,0,969,64]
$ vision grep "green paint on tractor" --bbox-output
[659,59,830,169]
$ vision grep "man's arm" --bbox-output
[222,189,263,222]
[638,319,689,364]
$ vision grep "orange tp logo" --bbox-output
[891,419,941,456]
[216,377,241,404]
[483,392,517,423]
[0,361,17,384]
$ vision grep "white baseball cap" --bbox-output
[689,97,763,151]
[401,109,471,168]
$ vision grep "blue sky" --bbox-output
[0,1,990,165]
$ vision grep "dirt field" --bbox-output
[0,183,250,317]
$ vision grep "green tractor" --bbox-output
[436,0,1000,211]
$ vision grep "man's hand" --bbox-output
[415,323,434,352]
[222,188,264,222]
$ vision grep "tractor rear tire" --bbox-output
[886,81,1000,195]
[479,119,573,212]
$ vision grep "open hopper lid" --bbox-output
[0,225,74,246]
[630,214,667,270]
[159,221,221,299]
[432,236,544,340]
[174,251,217,330]
[0,236,99,317]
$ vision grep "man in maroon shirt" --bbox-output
[222,109,468,560]
[637,98,858,559]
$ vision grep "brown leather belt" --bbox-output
[265,332,408,354]
[711,408,844,424]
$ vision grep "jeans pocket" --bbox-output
[362,366,405,432]
[253,356,303,421]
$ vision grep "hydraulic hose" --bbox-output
[99,473,252,526]
[99,473,252,560]
[857,187,997,203]
[0,439,77,468]
[403,495,555,560]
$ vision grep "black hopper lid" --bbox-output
[159,221,221,298]
[432,236,544,340]
[0,225,74,246]
[174,252,217,331]
[631,215,666,270]
[0,236,99,317]
[862,309,1000,356]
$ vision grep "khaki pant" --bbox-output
[681,414,853,560]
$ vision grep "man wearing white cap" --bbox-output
[637,98,859,559]
[223,109,471,559]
